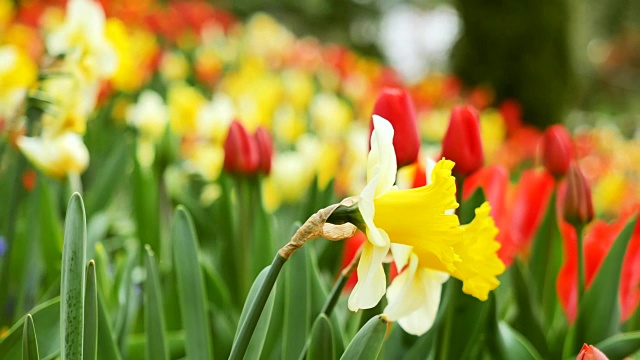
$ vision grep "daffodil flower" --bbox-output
[348,115,505,336]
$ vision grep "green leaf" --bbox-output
[96,295,122,360]
[85,142,130,217]
[22,314,39,360]
[435,279,490,360]
[283,245,311,359]
[305,314,335,360]
[0,298,60,360]
[496,322,543,360]
[132,155,161,257]
[486,294,543,360]
[114,240,140,353]
[172,206,214,359]
[83,261,98,360]
[61,193,87,360]
[144,246,169,360]
[340,315,388,360]
[596,331,640,359]
[528,190,563,328]
[510,261,548,356]
[575,215,638,345]
[236,266,277,359]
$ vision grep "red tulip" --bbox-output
[463,165,509,222]
[558,216,640,322]
[541,124,573,177]
[441,105,484,177]
[254,126,273,175]
[563,164,594,226]
[370,88,420,168]
[500,169,555,265]
[576,344,609,360]
[224,120,259,175]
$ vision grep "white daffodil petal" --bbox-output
[348,240,390,311]
[371,115,397,196]
[390,243,413,272]
[396,269,447,336]
[384,253,424,320]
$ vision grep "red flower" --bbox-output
[500,169,555,265]
[224,120,259,175]
[558,216,640,322]
[463,165,509,222]
[441,105,484,177]
[541,124,573,178]
[254,127,273,175]
[370,88,420,168]
[563,164,594,226]
[576,344,609,360]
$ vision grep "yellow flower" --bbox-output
[0,45,37,119]
[168,83,206,135]
[47,0,117,83]
[452,202,504,300]
[348,116,504,336]
[17,132,89,178]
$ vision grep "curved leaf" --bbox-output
[22,314,39,360]
[340,315,387,360]
[172,207,213,359]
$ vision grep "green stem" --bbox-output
[236,176,253,299]
[229,253,287,360]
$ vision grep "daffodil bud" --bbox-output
[254,126,273,175]
[370,88,420,168]
[441,105,484,177]
[541,124,573,177]
[223,120,259,175]
[564,164,594,225]
[576,344,608,360]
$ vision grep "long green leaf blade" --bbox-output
[596,331,640,359]
[172,206,213,359]
[83,261,97,360]
[339,315,387,360]
[237,266,277,359]
[576,216,638,345]
[305,314,335,360]
[61,193,87,360]
[144,246,169,360]
[22,314,39,360]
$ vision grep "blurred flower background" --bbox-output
[1,0,640,359]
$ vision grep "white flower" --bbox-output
[17,132,89,178]
[126,90,168,140]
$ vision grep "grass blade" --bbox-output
[144,245,169,360]
[22,314,39,360]
[172,206,213,359]
[61,193,87,360]
[83,261,97,360]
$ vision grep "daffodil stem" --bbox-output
[575,223,586,308]
[229,253,287,360]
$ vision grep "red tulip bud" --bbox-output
[441,105,484,176]
[576,344,608,360]
[541,124,573,177]
[563,164,594,225]
[370,88,420,168]
[254,126,273,175]
[224,120,259,175]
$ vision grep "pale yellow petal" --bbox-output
[348,238,390,311]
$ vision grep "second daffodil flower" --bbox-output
[348,116,505,336]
